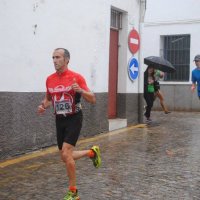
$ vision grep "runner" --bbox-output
[191,54,200,100]
[37,48,101,200]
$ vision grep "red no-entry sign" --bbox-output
[128,29,140,54]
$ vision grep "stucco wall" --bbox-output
[0,92,109,160]
[0,0,111,92]
[0,0,142,93]
[153,84,200,112]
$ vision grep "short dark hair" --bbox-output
[55,48,70,59]
[194,54,200,61]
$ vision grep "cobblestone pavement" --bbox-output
[1,111,200,200]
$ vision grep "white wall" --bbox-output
[0,0,111,92]
[145,0,200,22]
[0,0,142,94]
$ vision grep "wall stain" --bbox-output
[33,24,37,35]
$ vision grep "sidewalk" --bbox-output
[0,111,200,200]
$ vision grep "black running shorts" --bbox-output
[55,111,83,150]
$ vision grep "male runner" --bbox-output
[37,48,101,200]
[191,54,200,100]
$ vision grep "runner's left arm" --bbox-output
[80,90,96,104]
[72,77,96,104]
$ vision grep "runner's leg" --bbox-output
[72,150,90,160]
[61,142,76,187]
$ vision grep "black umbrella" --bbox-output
[144,56,176,73]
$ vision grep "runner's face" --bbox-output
[195,60,200,68]
[52,49,68,72]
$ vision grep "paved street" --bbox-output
[1,111,200,200]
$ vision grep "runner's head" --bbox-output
[53,48,70,73]
[194,54,200,68]
[55,48,70,60]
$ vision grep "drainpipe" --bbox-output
[138,0,146,123]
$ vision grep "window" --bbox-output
[111,9,122,30]
[160,34,190,81]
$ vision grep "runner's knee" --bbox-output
[61,147,73,163]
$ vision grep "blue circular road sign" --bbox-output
[128,57,139,81]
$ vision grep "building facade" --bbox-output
[0,0,145,159]
[142,0,200,111]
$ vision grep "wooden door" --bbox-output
[108,29,119,118]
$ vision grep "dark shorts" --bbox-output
[55,111,83,150]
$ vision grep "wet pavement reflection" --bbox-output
[0,111,200,200]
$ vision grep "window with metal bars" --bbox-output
[160,34,190,81]
[110,9,122,30]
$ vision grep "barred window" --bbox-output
[160,34,190,81]
[111,9,122,30]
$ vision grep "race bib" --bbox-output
[55,100,72,115]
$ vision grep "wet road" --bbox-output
[1,111,200,200]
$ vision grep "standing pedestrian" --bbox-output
[37,48,101,200]
[191,54,200,100]
[154,69,171,114]
[144,65,155,123]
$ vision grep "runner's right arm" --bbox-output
[37,93,52,114]
[191,83,196,92]
[191,71,196,92]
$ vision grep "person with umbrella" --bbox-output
[143,65,155,123]
[143,56,175,123]
[191,54,200,99]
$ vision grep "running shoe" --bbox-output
[146,118,152,124]
[63,190,80,200]
[90,146,101,168]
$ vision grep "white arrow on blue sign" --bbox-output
[128,57,139,81]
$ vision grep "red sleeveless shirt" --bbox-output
[46,69,90,115]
